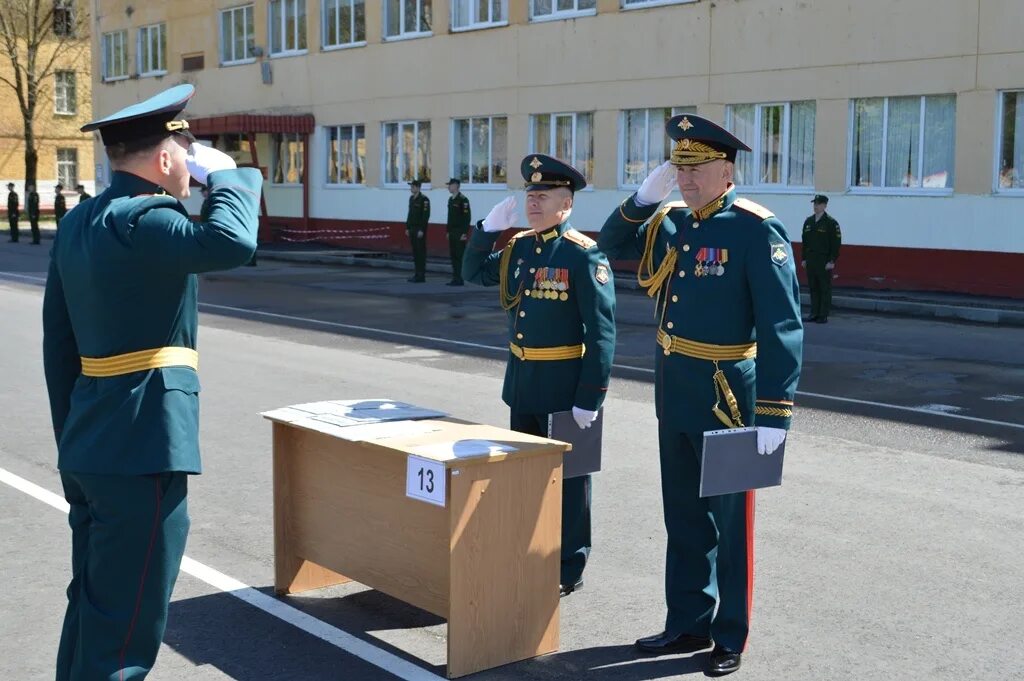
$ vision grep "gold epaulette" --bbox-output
[733,198,775,221]
[563,228,596,249]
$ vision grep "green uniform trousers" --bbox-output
[57,472,189,681]
[805,258,832,319]
[408,229,427,279]
[659,424,755,652]
[7,214,17,241]
[447,231,466,283]
[510,411,591,586]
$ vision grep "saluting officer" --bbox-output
[406,179,430,282]
[54,183,67,227]
[801,194,841,323]
[6,181,19,242]
[463,154,616,597]
[445,178,471,286]
[43,84,261,680]
[599,115,802,676]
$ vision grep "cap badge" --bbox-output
[678,117,694,131]
[530,157,542,170]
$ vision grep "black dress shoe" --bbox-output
[559,579,583,597]
[445,280,464,286]
[705,646,741,676]
[407,276,425,283]
[634,631,713,656]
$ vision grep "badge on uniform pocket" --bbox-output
[770,242,789,267]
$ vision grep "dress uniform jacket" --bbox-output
[43,168,262,475]
[599,187,802,432]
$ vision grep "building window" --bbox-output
[137,23,167,76]
[383,0,431,39]
[452,116,508,185]
[323,0,366,47]
[220,4,255,64]
[326,125,366,185]
[622,0,693,8]
[530,112,594,184]
[102,30,128,80]
[451,0,507,30]
[996,90,1024,192]
[53,1,75,37]
[849,95,956,191]
[383,120,431,185]
[530,0,596,21]
[269,0,307,55]
[620,106,696,187]
[222,134,252,154]
[726,101,815,189]
[57,148,78,189]
[272,133,305,184]
[54,71,76,115]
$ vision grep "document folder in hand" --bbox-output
[548,408,603,479]
[699,427,786,497]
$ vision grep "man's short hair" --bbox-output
[106,135,174,166]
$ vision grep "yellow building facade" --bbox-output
[89,0,1024,296]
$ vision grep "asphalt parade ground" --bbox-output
[2,241,1022,680]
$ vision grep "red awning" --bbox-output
[188,113,315,136]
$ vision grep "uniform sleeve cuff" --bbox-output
[754,400,793,430]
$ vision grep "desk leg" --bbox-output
[273,423,352,595]
[446,453,562,678]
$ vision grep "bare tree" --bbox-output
[0,0,89,188]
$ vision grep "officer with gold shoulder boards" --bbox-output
[43,84,261,680]
[463,154,616,597]
[598,115,802,676]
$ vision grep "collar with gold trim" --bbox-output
[691,185,735,221]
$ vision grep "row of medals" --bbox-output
[525,280,569,301]
[695,261,726,277]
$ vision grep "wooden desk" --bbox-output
[264,415,570,678]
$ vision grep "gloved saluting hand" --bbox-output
[186,142,237,186]
[636,161,678,206]
[481,196,518,233]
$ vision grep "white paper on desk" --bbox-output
[331,398,414,410]
[331,420,441,442]
[292,416,363,439]
[411,439,517,461]
[261,406,317,423]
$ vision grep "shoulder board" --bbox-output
[663,200,688,211]
[504,230,529,248]
[733,198,775,220]
[563,228,596,249]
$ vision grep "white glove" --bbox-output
[756,426,787,455]
[186,142,237,186]
[825,261,835,271]
[635,161,677,206]
[571,406,598,430]
[482,196,517,233]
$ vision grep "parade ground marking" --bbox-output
[0,465,447,681]
[3,270,1023,434]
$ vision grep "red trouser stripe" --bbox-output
[744,490,756,652]
[118,478,163,681]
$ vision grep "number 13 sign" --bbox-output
[406,455,446,507]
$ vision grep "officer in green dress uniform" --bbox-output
[43,84,261,680]
[598,115,802,676]
[463,154,616,596]
[6,182,19,242]
[445,178,471,286]
[406,179,430,282]
[54,184,67,227]
[27,183,41,244]
[801,194,841,323]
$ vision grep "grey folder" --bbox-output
[548,408,603,479]
[699,427,786,497]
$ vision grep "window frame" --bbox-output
[451,0,508,32]
[101,30,129,82]
[622,0,694,9]
[220,4,256,66]
[325,124,367,187]
[268,0,308,58]
[529,0,597,23]
[54,71,76,115]
[56,148,78,190]
[725,100,816,193]
[994,89,1024,196]
[381,119,432,187]
[137,23,167,77]
[450,115,508,188]
[382,0,432,41]
[529,111,595,187]
[846,95,956,196]
[270,132,306,186]
[322,0,367,50]
[617,106,695,189]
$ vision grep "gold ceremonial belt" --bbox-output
[655,329,756,360]
[80,347,199,378]
[509,343,585,361]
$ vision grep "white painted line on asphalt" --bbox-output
[4,273,1022,432]
[0,465,446,681]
